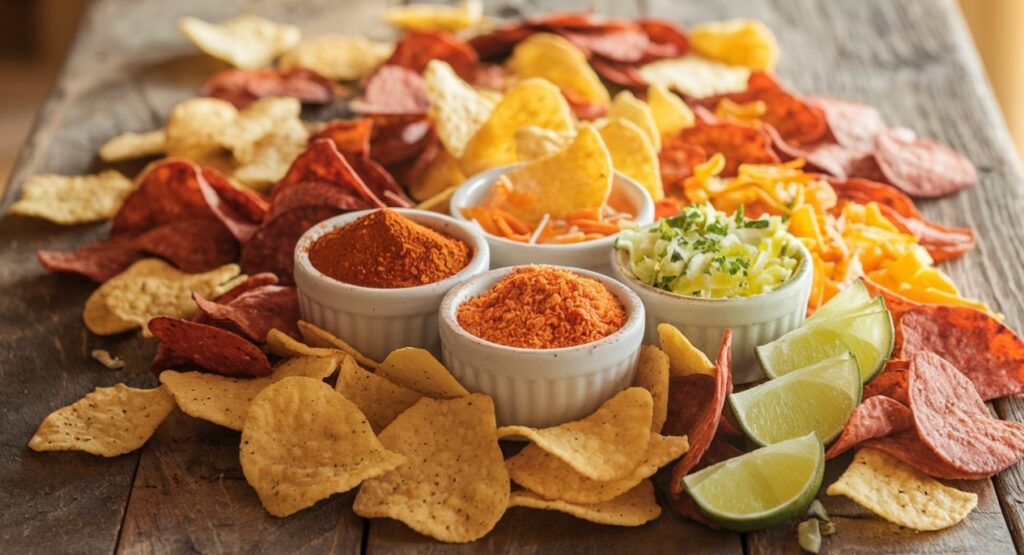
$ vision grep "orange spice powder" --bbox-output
[457,266,627,349]
[308,209,471,288]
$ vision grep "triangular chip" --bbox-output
[424,59,497,158]
[279,35,393,81]
[608,91,661,151]
[179,15,300,69]
[334,355,423,433]
[514,125,575,161]
[297,320,380,368]
[9,171,135,225]
[99,130,167,162]
[28,384,174,457]
[658,323,715,377]
[509,480,661,526]
[598,118,664,201]
[638,54,751,99]
[240,377,405,517]
[647,84,695,137]
[375,347,469,398]
[509,33,610,105]
[496,387,653,481]
[632,345,671,432]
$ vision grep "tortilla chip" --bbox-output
[647,84,695,137]
[296,320,380,369]
[279,35,393,81]
[632,345,671,432]
[99,130,167,162]
[409,149,465,202]
[608,91,661,151]
[509,33,610,105]
[354,395,509,543]
[28,384,174,457]
[827,449,977,531]
[179,15,300,69]
[689,19,779,71]
[514,125,575,161]
[658,323,714,377]
[598,118,664,201]
[334,355,422,433]
[266,328,342,358]
[424,60,497,158]
[497,387,653,481]
[509,480,661,526]
[383,0,482,32]
[9,171,135,225]
[165,97,239,163]
[638,54,751,99]
[376,347,469,398]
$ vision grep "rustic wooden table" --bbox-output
[2,0,1023,553]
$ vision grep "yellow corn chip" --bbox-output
[496,387,653,481]
[354,395,509,543]
[28,384,174,457]
[383,0,482,32]
[179,15,300,69]
[598,118,663,201]
[376,347,469,399]
[227,98,309,187]
[632,346,671,432]
[279,34,393,81]
[507,433,687,504]
[334,355,422,433]
[658,323,715,377]
[509,33,610,105]
[424,60,498,158]
[415,185,458,214]
[460,78,574,175]
[827,449,978,531]
[99,130,166,162]
[503,125,612,223]
[509,480,661,526]
[514,125,575,161]
[266,328,343,359]
[165,97,238,163]
[160,354,341,431]
[297,320,380,369]
[408,149,465,202]
[638,54,751,99]
[608,91,661,151]
[8,171,135,225]
[647,84,695,137]
[241,377,405,517]
[690,19,779,72]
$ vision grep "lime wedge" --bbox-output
[804,279,870,325]
[684,433,824,531]
[729,353,861,446]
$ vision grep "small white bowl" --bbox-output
[450,164,656,276]
[438,265,645,427]
[294,209,490,362]
[610,241,813,384]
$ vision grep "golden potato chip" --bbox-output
[509,479,661,526]
[376,347,469,399]
[354,394,509,543]
[507,433,688,504]
[8,170,135,225]
[460,78,574,175]
[647,84,695,137]
[84,259,241,336]
[297,320,379,369]
[241,377,405,517]
[99,130,166,162]
[28,384,174,457]
[638,54,751,99]
[335,355,422,433]
[608,91,661,151]
[658,323,715,377]
[827,449,978,531]
[415,185,457,213]
[409,149,465,202]
[165,97,238,163]
[514,125,575,161]
[598,118,664,201]
[632,345,671,432]
[179,15,300,69]
[424,60,498,158]
[279,35,392,81]
[509,33,610,105]
[690,19,779,72]
[266,328,342,359]
[496,387,653,481]
[160,354,341,431]
[383,0,482,32]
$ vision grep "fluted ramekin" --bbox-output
[610,242,813,384]
[438,265,645,427]
[294,209,490,362]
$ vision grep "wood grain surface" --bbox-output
[1,0,1022,553]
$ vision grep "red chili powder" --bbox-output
[308,209,472,288]
[457,266,628,349]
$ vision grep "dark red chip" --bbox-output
[200,67,336,109]
[132,218,239,273]
[265,180,368,221]
[198,168,267,243]
[347,155,415,208]
[666,121,779,176]
[216,272,280,304]
[192,285,300,343]
[468,22,534,59]
[310,118,373,157]
[873,128,977,198]
[271,138,386,210]
[37,238,142,283]
[148,316,271,377]
[350,65,429,115]
[659,143,707,197]
[555,27,650,63]
[636,18,689,61]
[385,30,478,80]
[111,158,220,238]
[824,395,912,460]
[589,58,646,90]
[370,119,434,167]
[863,360,910,406]
[809,96,884,153]
[239,205,341,284]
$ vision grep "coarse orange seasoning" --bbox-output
[308,209,471,288]
[457,266,627,349]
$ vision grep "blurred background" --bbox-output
[0,0,1021,187]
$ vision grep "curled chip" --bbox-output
[376,347,469,398]
[266,328,342,359]
[9,170,134,225]
[507,433,687,504]
[383,0,483,32]
[240,206,342,284]
[508,33,610,105]
[99,130,166,162]
[160,354,341,430]
[648,84,695,138]
[689,19,779,71]
[192,284,300,343]
[514,125,575,161]
[179,15,300,69]
[608,91,661,150]
[825,395,912,460]
[639,54,751,99]
[385,30,479,80]
[350,65,429,115]
[354,395,509,543]
[827,449,977,531]
[632,346,671,432]
[460,77,574,175]
[150,316,271,377]
[424,60,497,158]
[241,377,405,517]
[658,323,715,377]
[279,34,393,81]
[200,67,336,109]
[509,479,661,527]
[29,384,174,457]
[334,355,422,433]
[874,128,977,198]
[297,320,379,369]
[497,387,653,481]
[598,118,664,201]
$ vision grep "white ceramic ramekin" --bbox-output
[449,164,655,276]
[610,241,813,384]
[438,265,645,427]
[294,209,490,362]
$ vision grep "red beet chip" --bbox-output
[37,238,142,283]
[637,18,689,61]
[111,158,219,238]
[348,155,414,208]
[468,22,534,59]
[148,316,271,377]
[861,429,991,480]
[809,96,884,153]
[311,118,374,156]
[663,434,742,528]
[350,66,429,115]
[386,30,478,80]
[192,285,300,343]
[660,143,707,196]
[555,26,650,63]
[863,361,911,405]
[370,119,434,167]
[528,12,633,33]
[200,67,336,109]
[873,128,977,198]
[200,168,268,242]
[133,218,239,273]
[589,58,646,90]
[265,181,370,221]
[825,395,912,460]
[216,272,279,304]
[765,125,864,180]
[240,205,341,284]
[272,139,387,210]
[666,121,779,176]
[698,72,828,146]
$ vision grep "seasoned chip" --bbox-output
[647,84,695,137]
[297,320,380,369]
[376,347,469,398]
[497,387,653,481]
[514,125,575,161]
[28,384,174,457]
[334,355,422,433]
[150,317,272,377]
[608,91,661,151]
[179,15,300,69]
[279,35,393,81]
[825,395,912,460]
[383,0,482,32]
[266,328,342,359]
[509,33,610,105]
[509,480,661,526]
[632,345,670,432]
[241,377,405,517]
[160,354,340,430]
[424,60,497,158]
[658,323,714,377]
[598,118,664,201]
[9,171,135,225]
[827,449,977,531]
[639,54,751,99]
[228,100,310,187]
[165,97,239,163]
[99,130,166,162]
[507,433,688,504]
[689,19,779,71]
[353,394,509,543]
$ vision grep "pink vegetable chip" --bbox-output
[873,128,977,198]
[825,395,913,460]
[148,316,271,377]
[192,285,300,343]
